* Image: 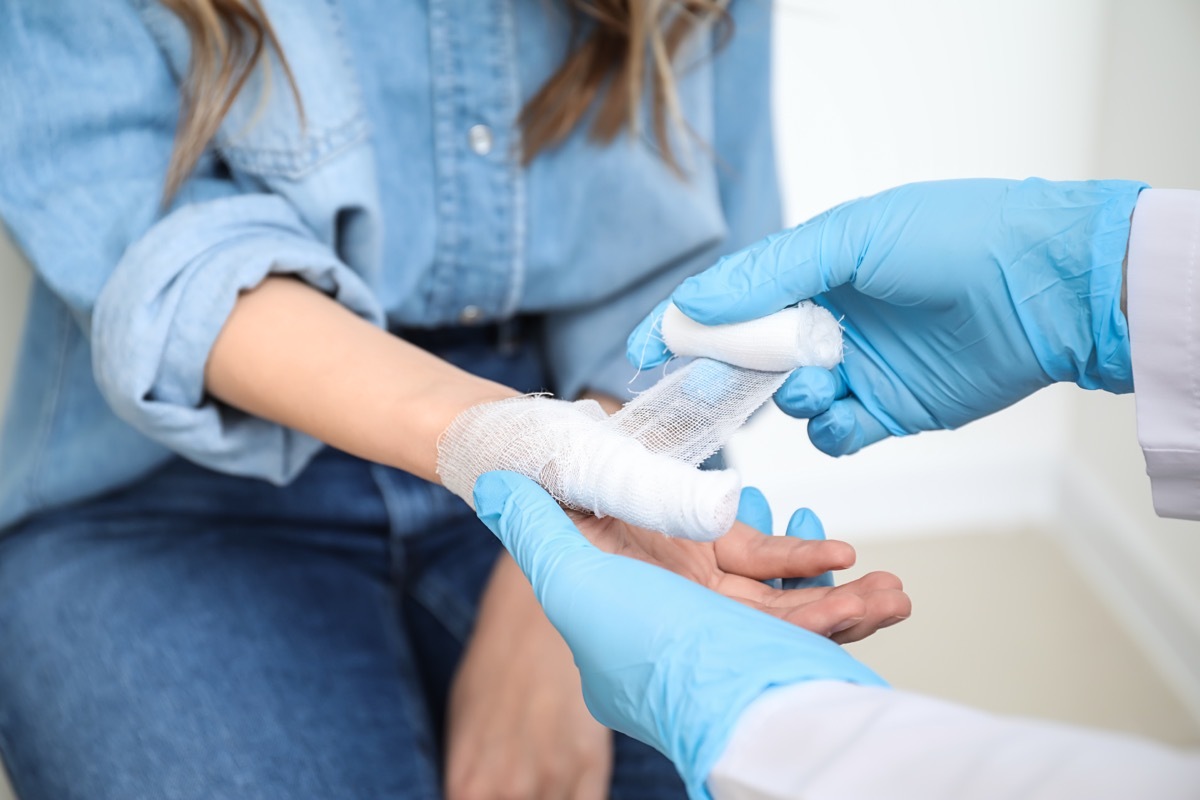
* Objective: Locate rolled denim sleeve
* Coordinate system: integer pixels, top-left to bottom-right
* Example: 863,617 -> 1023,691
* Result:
0,2 -> 382,484
92,196 -> 383,483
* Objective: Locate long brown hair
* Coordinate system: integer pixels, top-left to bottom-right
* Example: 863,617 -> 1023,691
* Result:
161,0 -> 731,203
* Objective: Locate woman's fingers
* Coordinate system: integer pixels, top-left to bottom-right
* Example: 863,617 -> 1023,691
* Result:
570,761 -> 612,800
715,520 -> 856,581
783,592 -> 867,637
576,511 -> 910,643
827,574 -> 913,643
729,583 -> 864,638
722,568 -> 910,641
830,598 -> 911,643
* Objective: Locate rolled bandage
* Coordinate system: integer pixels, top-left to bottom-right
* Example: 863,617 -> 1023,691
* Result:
660,301 -> 843,372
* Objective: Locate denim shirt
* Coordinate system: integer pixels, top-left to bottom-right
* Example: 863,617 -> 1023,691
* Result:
0,0 -> 781,531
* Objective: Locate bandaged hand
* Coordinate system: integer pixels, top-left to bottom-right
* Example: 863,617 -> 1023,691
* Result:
436,360 -> 909,639
628,178 -> 1147,456
438,394 -> 743,541
438,302 -> 845,541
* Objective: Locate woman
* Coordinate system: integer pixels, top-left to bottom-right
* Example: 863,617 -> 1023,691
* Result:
0,2 -> 908,798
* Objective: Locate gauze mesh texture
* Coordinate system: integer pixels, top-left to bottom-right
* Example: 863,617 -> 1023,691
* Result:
438,395 -> 743,540
437,302 -> 844,541
611,359 -> 792,467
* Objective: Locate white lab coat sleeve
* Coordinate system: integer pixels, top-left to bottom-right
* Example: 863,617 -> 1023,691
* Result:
1127,188 -> 1200,519
706,681 -> 1200,800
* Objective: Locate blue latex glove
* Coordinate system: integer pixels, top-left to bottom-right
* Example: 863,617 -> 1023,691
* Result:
735,486 -> 834,589
628,178 -> 1146,456
474,471 -> 885,800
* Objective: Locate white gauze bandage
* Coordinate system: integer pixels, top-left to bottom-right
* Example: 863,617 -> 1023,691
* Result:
438,396 -> 744,539
437,301 -> 843,541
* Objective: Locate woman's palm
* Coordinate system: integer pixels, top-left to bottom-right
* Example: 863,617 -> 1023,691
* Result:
574,513 -> 910,644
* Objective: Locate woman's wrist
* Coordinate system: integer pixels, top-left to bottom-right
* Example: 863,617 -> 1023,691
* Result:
404,373 -> 519,477
577,388 -> 623,415
206,276 -> 518,482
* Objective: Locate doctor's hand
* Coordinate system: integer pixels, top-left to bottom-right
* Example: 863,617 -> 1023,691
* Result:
629,178 -> 1146,456
474,471 -> 889,800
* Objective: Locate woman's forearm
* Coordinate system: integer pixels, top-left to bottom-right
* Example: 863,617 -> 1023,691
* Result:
204,277 -> 517,481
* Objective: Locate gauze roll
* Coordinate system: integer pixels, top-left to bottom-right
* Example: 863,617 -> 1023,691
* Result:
437,301 -> 844,541
661,301 -> 843,371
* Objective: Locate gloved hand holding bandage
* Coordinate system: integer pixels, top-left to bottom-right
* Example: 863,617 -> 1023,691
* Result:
437,302 -> 844,540
629,178 -> 1147,457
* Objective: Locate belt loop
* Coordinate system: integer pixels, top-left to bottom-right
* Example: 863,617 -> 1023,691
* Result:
496,317 -> 522,356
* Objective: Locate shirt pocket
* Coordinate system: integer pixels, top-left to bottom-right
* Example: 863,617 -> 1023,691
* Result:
136,0 -> 368,181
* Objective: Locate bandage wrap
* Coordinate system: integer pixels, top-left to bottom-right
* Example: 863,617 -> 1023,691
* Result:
438,396 -> 744,540
438,301 -> 843,540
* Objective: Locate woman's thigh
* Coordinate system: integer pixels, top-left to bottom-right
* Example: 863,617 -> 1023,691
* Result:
402,507 -> 689,800
0,511 -> 441,800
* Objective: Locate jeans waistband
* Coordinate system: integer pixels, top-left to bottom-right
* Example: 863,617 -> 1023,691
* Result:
393,316 -> 536,357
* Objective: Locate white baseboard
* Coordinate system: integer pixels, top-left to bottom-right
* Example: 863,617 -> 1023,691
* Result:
1049,465 -> 1200,725
740,444 -> 1200,726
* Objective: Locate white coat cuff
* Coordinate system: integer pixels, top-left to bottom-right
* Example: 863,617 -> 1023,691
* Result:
1127,188 -> 1200,519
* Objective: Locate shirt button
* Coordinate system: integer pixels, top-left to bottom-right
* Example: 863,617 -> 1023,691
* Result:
467,124 -> 493,156
458,305 -> 484,325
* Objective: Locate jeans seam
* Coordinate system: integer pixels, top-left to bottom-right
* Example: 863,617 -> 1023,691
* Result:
25,298 -> 72,511
379,573 -> 444,800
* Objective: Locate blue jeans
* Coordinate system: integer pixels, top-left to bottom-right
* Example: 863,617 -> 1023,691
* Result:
0,330 -> 685,800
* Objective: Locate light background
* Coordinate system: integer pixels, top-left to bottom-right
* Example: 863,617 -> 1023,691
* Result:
724,0 -> 1200,743
1,0 -> 1199,796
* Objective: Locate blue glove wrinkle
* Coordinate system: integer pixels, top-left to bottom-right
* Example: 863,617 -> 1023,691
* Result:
775,367 -> 839,418
807,396 -> 894,457
996,179 -> 1144,393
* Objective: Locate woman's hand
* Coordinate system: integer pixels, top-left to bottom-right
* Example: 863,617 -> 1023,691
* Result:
572,391 -> 910,645
575,499 -> 910,645
445,555 -> 612,800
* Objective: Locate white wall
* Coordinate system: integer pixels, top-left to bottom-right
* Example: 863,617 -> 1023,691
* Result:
1056,0 -> 1200,715
731,0 -> 1200,718
730,0 -> 1113,535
